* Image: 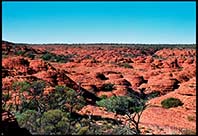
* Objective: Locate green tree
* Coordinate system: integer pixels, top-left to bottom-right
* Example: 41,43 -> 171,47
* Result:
96,95 -> 147,134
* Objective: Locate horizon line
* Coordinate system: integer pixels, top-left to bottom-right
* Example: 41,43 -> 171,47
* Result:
2,40 -> 196,45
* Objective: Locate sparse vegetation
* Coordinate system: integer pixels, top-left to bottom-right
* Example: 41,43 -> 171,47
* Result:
2,40 -> 196,135
118,63 -> 133,68
96,95 -> 147,134
161,97 -> 183,109
25,51 -> 35,59
101,83 -> 115,91
15,50 -> 25,56
41,52 -> 73,63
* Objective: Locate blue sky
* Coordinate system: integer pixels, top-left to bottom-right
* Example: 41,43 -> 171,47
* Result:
2,2 -> 196,44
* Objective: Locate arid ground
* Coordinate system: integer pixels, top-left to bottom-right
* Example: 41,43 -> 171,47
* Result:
2,41 -> 196,134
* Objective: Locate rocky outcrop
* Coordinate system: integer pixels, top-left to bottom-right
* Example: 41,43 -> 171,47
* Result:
139,75 -> 180,95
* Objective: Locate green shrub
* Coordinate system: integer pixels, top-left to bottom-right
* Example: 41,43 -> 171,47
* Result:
77,126 -> 89,135
2,93 -> 11,102
26,52 -> 35,59
119,63 -> 133,68
146,91 -> 160,100
12,81 -> 31,93
41,52 -> 54,61
31,80 -> 46,95
15,50 -> 25,56
96,96 -> 144,115
101,83 -> 115,91
40,109 -> 69,135
111,125 -> 136,135
41,52 -> 71,63
15,110 -> 41,134
161,97 -> 183,109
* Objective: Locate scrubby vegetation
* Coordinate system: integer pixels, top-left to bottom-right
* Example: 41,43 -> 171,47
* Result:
2,80 -> 147,135
100,83 -> 115,91
96,94 -> 147,134
118,63 -> 133,68
15,50 -> 25,56
161,97 -> 183,109
41,52 -> 74,63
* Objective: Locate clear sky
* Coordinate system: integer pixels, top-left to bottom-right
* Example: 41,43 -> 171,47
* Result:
2,2 -> 196,44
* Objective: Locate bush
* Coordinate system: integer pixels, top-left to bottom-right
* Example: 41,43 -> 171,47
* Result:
31,80 -> 46,95
101,83 -> 115,91
41,52 -> 71,63
15,50 -> 25,56
96,95 -> 146,134
26,52 -> 35,59
41,52 -> 54,61
161,97 -> 183,109
12,81 -> 31,92
15,110 -> 41,134
96,96 -> 144,115
119,63 -> 133,68
40,110 -> 69,135
2,93 -> 11,102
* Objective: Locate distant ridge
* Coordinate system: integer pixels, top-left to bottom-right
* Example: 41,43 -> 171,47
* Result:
2,40 -> 196,48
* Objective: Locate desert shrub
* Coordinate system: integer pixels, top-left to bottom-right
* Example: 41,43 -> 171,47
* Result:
15,110 -> 41,134
84,55 -> 92,59
54,55 -> 67,63
25,51 -> 35,59
41,52 -> 54,61
43,85 -> 86,113
15,50 -> 25,56
41,52 -> 71,63
76,126 -> 89,135
119,63 -> 133,68
96,95 -> 146,134
161,97 -> 183,109
111,124 -> 136,135
146,91 -> 160,100
2,93 -> 11,102
44,85 -> 69,111
40,109 -> 70,135
96,95 -> 144,115
11,80 -> 46,113
12,81 -> 31,93
65,88 -> 86,112
96,73 -> 108,80
31,80 -> 46,96
101,83 -> 115,91
12,81 -> 31,112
